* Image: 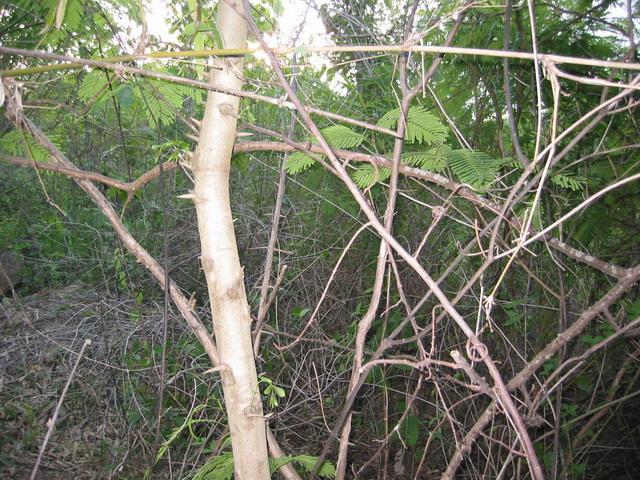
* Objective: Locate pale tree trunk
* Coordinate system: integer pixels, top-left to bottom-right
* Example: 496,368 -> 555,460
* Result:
192,1 -> 270,478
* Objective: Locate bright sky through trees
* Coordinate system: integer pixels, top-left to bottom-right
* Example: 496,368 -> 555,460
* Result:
145,0 -> 330,46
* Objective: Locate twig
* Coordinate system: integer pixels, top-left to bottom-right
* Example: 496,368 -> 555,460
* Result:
1,155 -> 178,197
2,78 -> 220,367
30,339 -> 91,480
502,0 -> 527,167
495,172 -> 640,260
252,79 -> 297,355
443,264 -> 640,478
2,45 -> 639,79
276,222 -> 372,351
0,47 -> 397,138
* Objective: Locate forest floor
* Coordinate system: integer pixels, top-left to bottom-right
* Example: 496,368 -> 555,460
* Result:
0,285 -> 173,479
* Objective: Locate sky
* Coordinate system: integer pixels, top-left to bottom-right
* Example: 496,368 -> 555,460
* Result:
145,0 -> 330,47
146,0 -> 175,43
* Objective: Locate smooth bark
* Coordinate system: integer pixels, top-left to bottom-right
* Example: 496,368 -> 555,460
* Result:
192,1 -> 270,478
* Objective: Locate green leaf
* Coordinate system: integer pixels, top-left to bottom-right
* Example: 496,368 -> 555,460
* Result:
542,358 -> 557,376
194,31 -> 205,51
184,22 -> 196,36
377,108 -> 400,129
286,125 -> 363,175
156,403 -> 210,463
137,80 -> 182,127
627,298 -> 640,318
503,300 -> 524,328
193,451 -> 336,479
292,307 -> 311,317
351,164 -> 391,188
188,0 -> 198,19
63,0 -> 83,30
402,144 -> 451,172
285,151 -> 316,174
318,125 -> 364,149
378,106 -> 448,145
270,454 -> 336,478
446,149 -> 499,188
46,0 -> 83,32
406,107 -> 448,144
569,463 -> 587,477
78,70 -> 108,102
401,415 -> 420,447
0,130 -> 62,163
551,172 -> 588,191
193,452 -> 235,480
501,158 -> 524,169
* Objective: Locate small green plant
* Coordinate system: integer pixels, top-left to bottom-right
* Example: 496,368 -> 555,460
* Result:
542,358 -> 558,377
258,375 -> 286,409
192,444 -> 337,480
292,306 -> 311,318
568,462 -> 587,478
502,299 -> 524,329
579,323 -> 615,347
399,414 -> 420,447
146,401 -> 223,479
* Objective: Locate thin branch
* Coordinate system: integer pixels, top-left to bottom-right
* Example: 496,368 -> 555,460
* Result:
252,78 -> 297,355
3,80 -> 220,367
276,222 -> 372,351
241,3 -> 544,478
5,136 -> 629,281
2,45 -> 639,78
502,0 -> 527,166
30,339 -> 91,480
443,264 -> 640,478
0,47 -> 398,138
495,172 -> 640,260
1,154 -> 178,193
571,345 -> 640,447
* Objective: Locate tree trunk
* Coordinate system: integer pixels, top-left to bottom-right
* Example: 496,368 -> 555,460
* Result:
192,1 -> 270,478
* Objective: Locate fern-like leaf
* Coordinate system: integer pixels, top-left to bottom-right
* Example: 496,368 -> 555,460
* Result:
286,126 -> 363,175
377,107 -> 447,145
551,172 -> 588,191
402,144 -> 451,172
270,455 -> 336,478
78,70 -> 108,103
0,130 -> 62,163
377,108 -> 399,130
406,107 -> 448,144
497,158 -> 587,192
137,80 -> 185,127
446,149 -> 499,188
192,452 -> 234,480
351,164 -> 391,188
285,151 -> 316,174
500,158 -> 523,170
318,125 -> 364,149
191,452 -> 335,480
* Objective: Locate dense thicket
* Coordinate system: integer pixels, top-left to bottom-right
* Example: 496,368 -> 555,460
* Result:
1,0 -> 639,479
